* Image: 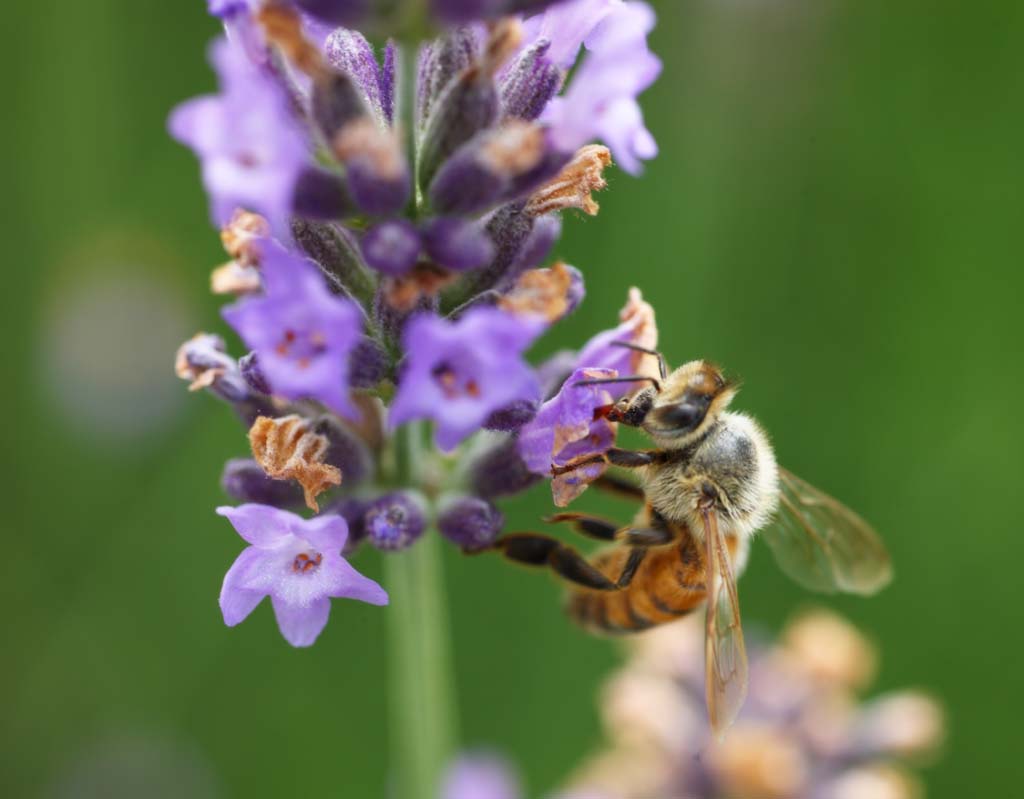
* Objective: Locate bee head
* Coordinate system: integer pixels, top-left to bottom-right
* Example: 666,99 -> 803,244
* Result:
643,361 -> 736,444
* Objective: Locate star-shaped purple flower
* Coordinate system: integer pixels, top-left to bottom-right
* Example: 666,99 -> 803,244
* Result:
222,239 -> 363,418
537,1 -> 662,174
390,308 -> 544,452
168,36 -> 309,233
518,367 -> 618,506
217,504 -> 388,647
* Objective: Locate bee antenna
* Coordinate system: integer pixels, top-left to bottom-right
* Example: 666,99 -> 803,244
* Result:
609,341 -> 668,380
573,375 -> 662,392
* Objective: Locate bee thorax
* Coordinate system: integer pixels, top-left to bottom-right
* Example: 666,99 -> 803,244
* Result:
643,412 -> 779,543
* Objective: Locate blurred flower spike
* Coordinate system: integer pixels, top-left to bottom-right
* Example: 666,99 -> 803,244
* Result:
565,608 -> 945,799
438,610 -> 944,799
170,0 -> 663,645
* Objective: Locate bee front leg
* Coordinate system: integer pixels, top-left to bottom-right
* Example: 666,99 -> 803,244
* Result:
550,448 -> 664,477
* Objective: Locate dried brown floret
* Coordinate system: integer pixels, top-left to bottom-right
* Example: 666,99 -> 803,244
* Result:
525,144 -> 612,217
381,264 -> 458,313
248,414 -> 342,512
499,261 -> 573,322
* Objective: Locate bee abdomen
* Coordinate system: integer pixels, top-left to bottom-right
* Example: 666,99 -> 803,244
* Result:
566,547 -> 705,635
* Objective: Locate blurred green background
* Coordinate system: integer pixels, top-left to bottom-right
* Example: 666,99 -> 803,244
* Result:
2,0 -> 1022,796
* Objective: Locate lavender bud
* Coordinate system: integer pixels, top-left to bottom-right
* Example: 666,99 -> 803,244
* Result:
422,217 -> 495,272
291,167 -> 354,220
290,218 -> 375,303
295,0 -> 369,30
496,211 -> 561,291
312,70 -> 369,142
438,495 -> 504,551
380,41 -> 396,126
427,149 -> 504,215
417,20 -> 523,190
365,491 -> 427,550
347,159 -> 411,217
361,220 -> 421,276
427,122 -> 548,216
457,204 -> 561,299
175,333 -> 273,424
484,398 -> 539,432
314,416 -> 373,486
468,437 -> 541,498
333,118 -> 411,216
349,335 -> 389,388
501,40 -> 563,121
221,457 -> 306,508
325,28 -> 386,123
417,28 -> 478,130
238,351 -> 271,395
327,495 -> 371,555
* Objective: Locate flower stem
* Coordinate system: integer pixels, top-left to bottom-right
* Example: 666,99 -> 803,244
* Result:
385,423 -> 457,799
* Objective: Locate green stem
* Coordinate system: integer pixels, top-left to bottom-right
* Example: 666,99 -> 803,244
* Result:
385,423 -> 457,799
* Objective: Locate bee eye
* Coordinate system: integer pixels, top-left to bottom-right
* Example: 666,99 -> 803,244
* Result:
658,400 -> 706,432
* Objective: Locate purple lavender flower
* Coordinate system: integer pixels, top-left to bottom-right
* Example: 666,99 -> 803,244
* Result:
222,239 -> 363,418
217,504 -> 388,647
389,307 -> 544,451
207,0 -> 266,64
517,367 -> 617,505
168,37 -> 309,233
573,287 -> 658,386
533,1 -> 662,173
440,754 -> 522,799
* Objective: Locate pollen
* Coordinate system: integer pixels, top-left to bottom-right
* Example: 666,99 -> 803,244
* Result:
291,552 -> 323,574
432,363 -> 481,400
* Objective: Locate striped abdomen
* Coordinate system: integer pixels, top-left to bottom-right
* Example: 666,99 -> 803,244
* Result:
566,522 -> 711,635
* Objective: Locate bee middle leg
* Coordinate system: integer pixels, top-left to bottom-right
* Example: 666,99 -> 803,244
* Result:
494,533 -> 618,590
493,534 -> 650,590
546,513 -> 674,550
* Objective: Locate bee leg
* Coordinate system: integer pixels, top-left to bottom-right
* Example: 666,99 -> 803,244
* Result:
592,473 -> 645,501
616,526 -> 675,547
615,548 -> 647,588
545,512 -> 620,541
551,448 -> 664,477
492,533 -> 619,591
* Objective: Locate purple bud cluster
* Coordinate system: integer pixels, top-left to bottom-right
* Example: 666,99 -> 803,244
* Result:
171,0 -> 662,646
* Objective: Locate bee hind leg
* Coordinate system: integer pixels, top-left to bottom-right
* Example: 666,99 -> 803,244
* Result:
492,533 -> 619,591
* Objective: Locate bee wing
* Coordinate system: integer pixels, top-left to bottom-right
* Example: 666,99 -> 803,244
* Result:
761,467 -> 893,595
702,504 -> 748,739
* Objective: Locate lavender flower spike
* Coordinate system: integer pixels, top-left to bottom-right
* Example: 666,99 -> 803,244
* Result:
390,307 -> 544,452
168,37 -> 308,233
217,504 -> 388,647
222,239 -> 363,418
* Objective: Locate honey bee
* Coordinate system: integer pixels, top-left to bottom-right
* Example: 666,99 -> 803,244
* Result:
491,343 -> 892,735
